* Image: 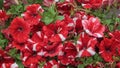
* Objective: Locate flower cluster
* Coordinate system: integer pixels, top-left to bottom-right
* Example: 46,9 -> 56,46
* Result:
0,0 -> 120,68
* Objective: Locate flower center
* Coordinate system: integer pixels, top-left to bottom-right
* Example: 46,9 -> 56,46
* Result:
32,13 -> 37,17
105,47 -> 111,52
18,27 -> 23,31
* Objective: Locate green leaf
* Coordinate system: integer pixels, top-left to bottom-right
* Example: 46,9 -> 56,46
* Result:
35,0 -> 43,3
0,32 -> 8,49
77,64 -> 85,68
93,54 -> 103,62
7,4 -> 25,16
8,48 -> 21,60
55,16 -> 64,20
16,60 -> 24,68
42,17 -> 54,25
109,25 -> 114,31
0,0 -> 3,9
85,57 -> 93,64
115,18 -> 120,23
39,62 -> 45,68
60,0 -> 65,2
42,5 -> 64,25
41,5 -> 57,25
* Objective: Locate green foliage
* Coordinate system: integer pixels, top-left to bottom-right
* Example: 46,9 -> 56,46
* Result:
8,48 -> 21,60
77,54 -> 103,68
60,0 -> 65,2
16,60 -> 24,68
39,62 -> 45,68
41,5 -> 64,25
8,48 -> 24,68
77,64 -> 85,68
0,32 -> 8,49
0,0 -> 3,9
35,0 -> 43,4
7,4 -> 25,16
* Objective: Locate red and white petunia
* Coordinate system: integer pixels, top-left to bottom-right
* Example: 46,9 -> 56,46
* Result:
0,10 -> 9,22
26,4 -> 44,13
22,4 -> 44,26
43,60 -> 59,68
109,30 -> 120,43
58,41 -> 77,65
44,43 -> 63,57
8,17 -> 30,43
57,1 -> 74,15
0,10 -> 9,25
77,0 -> 103,9
82,17 -> 105,38
99,38 -> 117,62
21,42 -> 45,68
76,32 -> 97,57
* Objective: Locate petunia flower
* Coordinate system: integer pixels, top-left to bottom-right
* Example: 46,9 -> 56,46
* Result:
43,60 -> 59,68
8,17 -> 30,43
99,38 -> 117,62
58,41 -> 77,65
77,0 -> 103,9
109,30 -> 120,43
76,32 -> 97,57
57,1 -> 74,15
0,10 -> 9,25
22,4 -> 44,26
82,17 -> 105,38
21,42 -> 45,68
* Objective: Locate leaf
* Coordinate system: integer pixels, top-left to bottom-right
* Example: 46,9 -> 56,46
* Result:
8,48 -> 21,60
115,18 -> 120,23
0,0 -> 3,9
41,5 -> 57,25
7,4 -> 25,16
42,17 -> 54,25
60,0 -> 65,2
0,33 -> 8,49
35,0 -> 43,3
77,64 -> 85,68
16,60 -> 24,68
85,57 -> 93,64
93,54 -> 103,62
55,16 -> 64,20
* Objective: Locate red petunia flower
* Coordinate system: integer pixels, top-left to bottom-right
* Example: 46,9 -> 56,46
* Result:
76,32 -> 97,57
22,11 -> 41,26
77,0 -> 103,9
21,42 -> 45,68
57,1 -> 74,15
43,60 -> 59,68
73,11 -> 89,34
109,30 -> 120,43
26,4 -> 44,13
22,4 -> 44,26
82,17 -> 105,38
99,38 -> 117,62
42,42 -> 63,57
8,17 -> 30,43
58,41 -> 77,65
0,10 -> 9,25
